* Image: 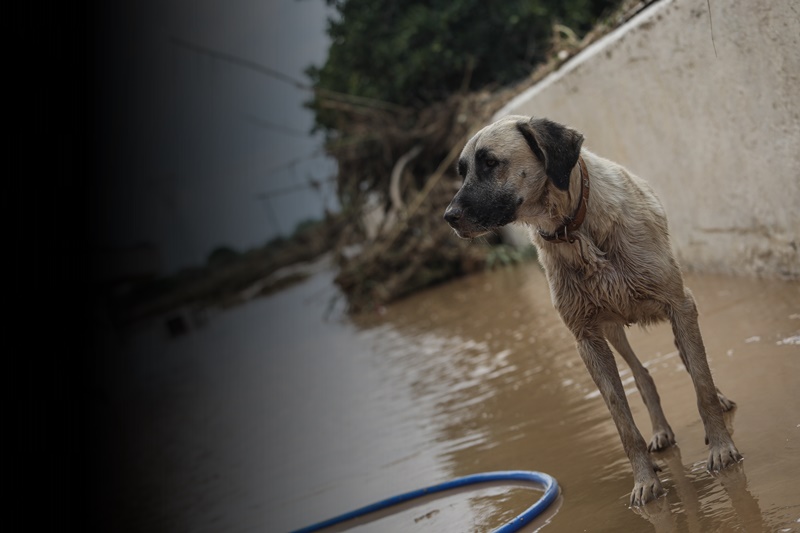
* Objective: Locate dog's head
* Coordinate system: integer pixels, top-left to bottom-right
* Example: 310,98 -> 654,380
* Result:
444,115 -> 584,238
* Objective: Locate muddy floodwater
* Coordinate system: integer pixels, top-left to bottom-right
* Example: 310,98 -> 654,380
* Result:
91,262 -> 800,532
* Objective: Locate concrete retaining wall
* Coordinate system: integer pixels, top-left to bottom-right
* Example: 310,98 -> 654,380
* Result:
496,0 -> 799,279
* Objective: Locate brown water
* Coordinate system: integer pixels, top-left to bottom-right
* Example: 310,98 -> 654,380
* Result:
91,262 -> 800,532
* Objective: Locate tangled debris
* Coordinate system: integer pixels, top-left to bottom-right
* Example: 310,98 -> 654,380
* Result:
329,89 -> 511,313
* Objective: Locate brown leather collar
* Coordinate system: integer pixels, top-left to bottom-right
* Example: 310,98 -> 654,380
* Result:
539,156 -> 589,244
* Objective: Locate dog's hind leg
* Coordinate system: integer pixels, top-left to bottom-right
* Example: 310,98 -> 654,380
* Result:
576,331 -> 665,506
605,324 -> 676,452
668,288 -> 742,471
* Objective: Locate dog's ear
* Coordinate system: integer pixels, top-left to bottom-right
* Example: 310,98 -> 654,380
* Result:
516,117 -> 584,191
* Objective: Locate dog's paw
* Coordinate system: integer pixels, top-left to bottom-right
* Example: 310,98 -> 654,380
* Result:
629,475 -> 665,507
707,442 -> 743,472
717,391 -> 736,412
648,428 -> 676,452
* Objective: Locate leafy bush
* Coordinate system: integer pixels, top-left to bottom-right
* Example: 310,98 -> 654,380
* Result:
307,0 -> 621,131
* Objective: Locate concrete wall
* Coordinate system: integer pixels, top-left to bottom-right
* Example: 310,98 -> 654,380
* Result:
495,0 -> 799,279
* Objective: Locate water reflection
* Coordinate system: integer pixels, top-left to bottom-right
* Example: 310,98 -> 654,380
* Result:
90,264 -> 800,532
353,265 -> 797,532
634,445 -> 768,533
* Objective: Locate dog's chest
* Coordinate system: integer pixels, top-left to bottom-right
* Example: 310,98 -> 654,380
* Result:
542,248 -> 668,329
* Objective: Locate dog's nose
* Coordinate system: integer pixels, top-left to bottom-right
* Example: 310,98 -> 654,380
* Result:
444,207 -> 463,224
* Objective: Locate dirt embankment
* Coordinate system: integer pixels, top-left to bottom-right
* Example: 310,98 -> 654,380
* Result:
104,214 -> 345,326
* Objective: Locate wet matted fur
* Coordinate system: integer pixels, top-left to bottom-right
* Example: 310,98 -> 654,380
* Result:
444,115 -> 742,506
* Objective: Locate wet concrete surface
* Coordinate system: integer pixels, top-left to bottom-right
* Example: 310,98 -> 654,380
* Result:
91,263 -> 799,532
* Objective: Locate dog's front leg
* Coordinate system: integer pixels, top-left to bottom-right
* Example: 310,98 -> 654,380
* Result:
605,324 -> 676,452
576,333 -> 665,506
668,289 -> 742,471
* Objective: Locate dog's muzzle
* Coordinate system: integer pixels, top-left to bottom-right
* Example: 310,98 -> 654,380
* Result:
443,206 -> 463,225
443,205 -> 487,239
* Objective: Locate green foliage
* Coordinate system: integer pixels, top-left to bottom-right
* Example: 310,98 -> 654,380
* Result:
307,0 -> 621,131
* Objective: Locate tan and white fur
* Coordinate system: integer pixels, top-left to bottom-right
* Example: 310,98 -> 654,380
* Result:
444,115 -> 741,506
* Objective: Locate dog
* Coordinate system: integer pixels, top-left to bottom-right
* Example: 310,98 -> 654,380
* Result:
444,115 -> 742,506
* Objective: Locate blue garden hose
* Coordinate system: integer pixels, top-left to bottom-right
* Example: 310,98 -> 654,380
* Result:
290,470 -> 559,533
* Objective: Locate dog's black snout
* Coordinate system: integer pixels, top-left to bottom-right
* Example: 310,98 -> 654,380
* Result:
444,207 -> 463,224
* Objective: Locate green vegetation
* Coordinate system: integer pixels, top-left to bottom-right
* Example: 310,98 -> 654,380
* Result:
307,0 -> 621,131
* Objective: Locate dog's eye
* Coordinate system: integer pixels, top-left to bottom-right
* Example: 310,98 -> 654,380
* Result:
485,158 -> 498,168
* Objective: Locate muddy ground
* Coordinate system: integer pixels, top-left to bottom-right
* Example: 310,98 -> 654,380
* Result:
90,262 -> 799,532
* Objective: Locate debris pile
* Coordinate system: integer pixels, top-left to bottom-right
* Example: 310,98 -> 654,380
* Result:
327,0 -> 656,312
329,89 -> 512,313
